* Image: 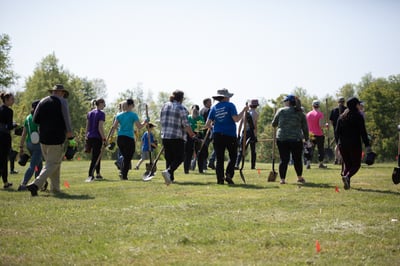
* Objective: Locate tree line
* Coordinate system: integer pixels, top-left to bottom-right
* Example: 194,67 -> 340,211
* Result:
1,34 -> 400,162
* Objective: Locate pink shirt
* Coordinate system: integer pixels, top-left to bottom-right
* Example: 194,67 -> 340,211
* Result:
306,109 -> 324,136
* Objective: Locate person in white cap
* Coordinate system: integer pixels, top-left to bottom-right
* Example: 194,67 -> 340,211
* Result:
306,100 -> 327,169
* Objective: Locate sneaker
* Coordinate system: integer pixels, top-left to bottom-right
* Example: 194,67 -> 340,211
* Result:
280,179 -> 286,184
162,170 -> 172,185
3,182 -> 13,189
10,170 -> 18,174
297,177 -> 306,183
319,163 -> 327,169
17,184 -> 27,191
95,175 -> 103,180
27,183 -> 39,196
85,176 -> 95,182
225,175 -> 234,185
342,176 -> 350,190
208,162 -> 215,170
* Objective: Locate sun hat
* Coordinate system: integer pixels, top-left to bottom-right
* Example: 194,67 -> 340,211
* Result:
212,89 -> 234,100
249,99 -> 259,107
48,84 -> 69,98
18,153 -> 30,166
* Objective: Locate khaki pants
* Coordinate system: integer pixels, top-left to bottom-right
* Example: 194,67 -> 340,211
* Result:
33,144 -> 64,192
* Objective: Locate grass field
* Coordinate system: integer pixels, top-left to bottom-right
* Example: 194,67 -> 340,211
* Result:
1,159 -> 399,265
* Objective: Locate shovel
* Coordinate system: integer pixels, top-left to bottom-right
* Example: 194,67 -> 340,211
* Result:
392,125 -> 400,185
143,146 -> 165,181
268,126 -> 278,182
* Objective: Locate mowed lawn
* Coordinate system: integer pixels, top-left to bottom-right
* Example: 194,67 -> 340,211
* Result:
1,159 -> 399,265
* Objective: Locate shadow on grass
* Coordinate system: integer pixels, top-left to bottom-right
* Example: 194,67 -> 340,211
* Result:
301,182 -> 335,189
47,192 -> 95,200
174,181 -> 271,190
353,187 -> 400,196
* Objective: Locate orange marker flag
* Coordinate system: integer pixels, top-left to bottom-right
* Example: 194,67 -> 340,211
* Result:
64,181 -> 70,188
335,186 -> 339,193
316,240 -> 321,253
257,168 -> 261,177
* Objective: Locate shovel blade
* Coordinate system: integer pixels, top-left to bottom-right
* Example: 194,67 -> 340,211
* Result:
392,167 -> 400,185
267,171 -> 278,182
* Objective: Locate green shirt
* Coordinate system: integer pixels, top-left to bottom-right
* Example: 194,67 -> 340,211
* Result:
272,106 -> 309,141
24,114 -> 39,143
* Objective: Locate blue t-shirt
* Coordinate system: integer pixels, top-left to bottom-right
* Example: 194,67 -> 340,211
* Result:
208,101 -> 238,137
116,111 -> 139,139
141,131 -> 155,152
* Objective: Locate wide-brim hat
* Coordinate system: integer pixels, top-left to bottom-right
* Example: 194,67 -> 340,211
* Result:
48,84 -> 69,98
18,153 -> 30,166
212,88 -> 234,100
249,99 -> 259,107
365,151 -> 377,165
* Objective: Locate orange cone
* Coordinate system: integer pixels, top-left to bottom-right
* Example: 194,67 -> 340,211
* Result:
316,240 -> 321,253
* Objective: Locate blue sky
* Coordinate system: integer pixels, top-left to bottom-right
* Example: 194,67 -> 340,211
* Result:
1,0 -> 400,108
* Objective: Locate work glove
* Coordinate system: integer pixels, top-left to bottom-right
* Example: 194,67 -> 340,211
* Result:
68,138 -> 77,148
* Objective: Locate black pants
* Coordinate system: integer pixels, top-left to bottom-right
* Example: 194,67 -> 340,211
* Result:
339,144 -> 362,179
87,138 -> 102,176
0,132 -> 11,183
311,135 -> 325,162
277,140 -> 303,180
163,138 -> 185,181
236,129 -> 257,169
213,133 -> 237,183
117,136 -> 135,179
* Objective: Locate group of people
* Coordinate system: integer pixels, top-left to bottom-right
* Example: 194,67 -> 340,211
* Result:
0,84 -> 371,195
272,94 -> 371,189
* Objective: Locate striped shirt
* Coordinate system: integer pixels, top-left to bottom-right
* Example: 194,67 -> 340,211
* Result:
160,101 -> 190,140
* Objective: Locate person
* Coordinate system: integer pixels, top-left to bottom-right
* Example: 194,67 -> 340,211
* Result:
85,98 -> 107,181
26,84 -> 74,196
204,89 -> 248,185
18,100 -> 43,191
235,99 -> 259,170
0,92 -> 16,189
184,104 -> 205,174
306,100 -> 327,169
200,98 -> 214,170
111,98 -> 146,180
135,123 -> 157,170
335,97 -> 371,190
272,94 -> 309,184
329,97 -> 347,164
160,90 -> 196,185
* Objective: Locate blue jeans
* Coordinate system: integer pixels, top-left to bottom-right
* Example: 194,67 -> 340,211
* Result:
22,141 -> 43,185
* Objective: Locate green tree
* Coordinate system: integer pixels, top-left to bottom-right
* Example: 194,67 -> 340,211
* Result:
358,74 -> 400,160
0,33 -> 18,88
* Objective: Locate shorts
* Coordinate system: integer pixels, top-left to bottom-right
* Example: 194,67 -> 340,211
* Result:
141,151 -> 150,160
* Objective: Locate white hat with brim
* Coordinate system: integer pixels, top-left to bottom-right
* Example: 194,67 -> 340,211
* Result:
212,88 -> 234,100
